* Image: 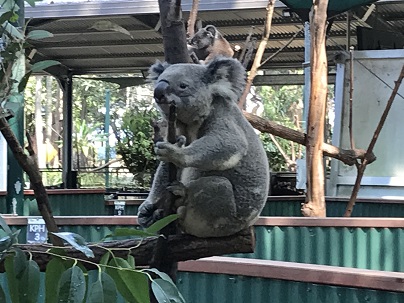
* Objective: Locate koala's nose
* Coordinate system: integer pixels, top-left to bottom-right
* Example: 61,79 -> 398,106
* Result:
154,80 -> 170,103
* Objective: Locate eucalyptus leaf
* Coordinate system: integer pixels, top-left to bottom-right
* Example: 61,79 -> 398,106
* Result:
52,232 -> 94,258
99,252 -> 110,267
145,214 -> 179,234
45,258 -> 67,303
27,29 -> 53,40
151,278 -> 186,303
104,227 -> 156,239
18,71 -> 32,93
0,215 -> 12,235
0,283 -> 6,303
144,268 -> 174,285
57,266 -> 86,303
87,272 -> 117,303
24,0 -> 37,8
0,11 -> 14,25
30,60 -> 60,72
127,255 -> 135,269
106,258 -> 150,303
19,260 -> 40,303
13,248 -> 28,280
0,236 -> 12,253
2,21 -> 24,40
4,255 -> 19,303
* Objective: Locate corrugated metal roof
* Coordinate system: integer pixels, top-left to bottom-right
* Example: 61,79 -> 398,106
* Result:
24,1 -> 404,76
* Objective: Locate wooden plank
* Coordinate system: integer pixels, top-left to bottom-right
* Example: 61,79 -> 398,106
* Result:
3,216 -> 403,228
0,191 -> 6,196
256,217 -> 404,228
178,256 -> 404,292
23,189 -> 105,195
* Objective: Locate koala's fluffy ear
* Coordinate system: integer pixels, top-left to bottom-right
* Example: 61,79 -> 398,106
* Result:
205,25 -> 216,37
147,60 -> 170,82
205,57 -> 246,100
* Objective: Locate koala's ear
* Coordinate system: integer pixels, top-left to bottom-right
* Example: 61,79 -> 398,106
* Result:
205,57 -> 246,99
147,60 -> 170,81
205,25 -> 216,37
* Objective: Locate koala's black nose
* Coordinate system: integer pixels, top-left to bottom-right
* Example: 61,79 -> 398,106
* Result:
154,80 -> 170,103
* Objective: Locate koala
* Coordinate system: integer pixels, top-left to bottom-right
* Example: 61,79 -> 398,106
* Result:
137,57 -> 270,238
187,25 -> 234,63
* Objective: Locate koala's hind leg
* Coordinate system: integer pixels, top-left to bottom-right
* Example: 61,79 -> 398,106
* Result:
175,176 -> 243,237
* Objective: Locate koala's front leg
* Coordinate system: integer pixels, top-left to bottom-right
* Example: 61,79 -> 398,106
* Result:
137,162 -> 169,228
155,136 -> 187,167
156,127 -> 248,171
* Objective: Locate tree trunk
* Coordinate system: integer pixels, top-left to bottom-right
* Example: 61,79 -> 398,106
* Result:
0,117 -> 63,246
301,1 -> 329,217
3,228 -> 254,272
243,112 -> 376,166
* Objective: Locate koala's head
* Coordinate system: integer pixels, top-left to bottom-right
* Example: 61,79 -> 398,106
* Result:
148,57 -> 246,125
189,25 -> 217,50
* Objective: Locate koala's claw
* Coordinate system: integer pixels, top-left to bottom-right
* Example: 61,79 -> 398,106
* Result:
176,135 -> 186,147
167,181 -> 187,197
137,201 -> 164,228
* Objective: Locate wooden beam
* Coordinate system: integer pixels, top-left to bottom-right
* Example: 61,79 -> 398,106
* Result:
179,257 -> 404,292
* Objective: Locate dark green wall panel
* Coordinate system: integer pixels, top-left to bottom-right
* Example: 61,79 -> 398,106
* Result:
177,272 -> 404,303
231,226 -> 403,272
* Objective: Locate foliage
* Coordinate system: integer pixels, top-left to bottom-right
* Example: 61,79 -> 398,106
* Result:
257,84 -> 304,171
0,214 -> 185,303
115,100 -> 159,189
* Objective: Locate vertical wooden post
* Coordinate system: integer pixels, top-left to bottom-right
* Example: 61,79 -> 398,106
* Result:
301,0 -> 328,217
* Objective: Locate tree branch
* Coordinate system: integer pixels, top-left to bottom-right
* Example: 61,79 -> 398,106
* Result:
344,64 -> 404,217
243,111 -> 376,166
3,228 -> 255,272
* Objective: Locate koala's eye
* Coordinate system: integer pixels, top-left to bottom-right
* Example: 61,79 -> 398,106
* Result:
179,83 -> 188,89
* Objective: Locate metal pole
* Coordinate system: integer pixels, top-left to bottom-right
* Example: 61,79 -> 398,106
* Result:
104,89 -> 110,188
62,74 -> 74,188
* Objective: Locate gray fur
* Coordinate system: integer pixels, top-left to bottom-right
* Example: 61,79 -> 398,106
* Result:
138,57 -> 269,237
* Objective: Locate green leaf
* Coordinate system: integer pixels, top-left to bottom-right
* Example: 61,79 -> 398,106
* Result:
145,214 -> 179,234
99,252 -> 110,268
27,29 -> 53,40
13,248 -> 28,280
30,60 -> 60,73
19,260 -> 40,303
24,0 -> 37,7
144,268 -> 174,285
127,255 -> 135,269
0,236 -> 12,253
106,258 -> 149,303
151,279 -> 186,303
104,227 -> 156,239
57,266 -> 86,303
52,232 -> 94,258
45,258 -> 66,303
5,254 -> 19,303
0,215 -> 12,236
18,71 -> 32,93
0,11 -> 14,25
0,283 -> 6,303
2,22 -> 24,40
88,272 -> 118,303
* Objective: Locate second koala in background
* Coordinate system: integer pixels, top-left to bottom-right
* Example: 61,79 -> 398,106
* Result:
187,25 -> 234,63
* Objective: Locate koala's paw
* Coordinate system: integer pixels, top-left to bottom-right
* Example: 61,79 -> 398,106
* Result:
137,201 -> 164,228
155,141 -> 186,167
176,135 -> 186,148
167,180 -> 187,196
